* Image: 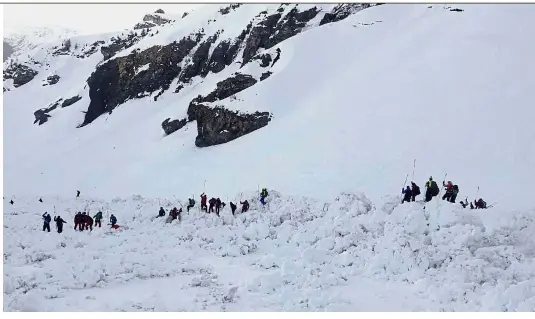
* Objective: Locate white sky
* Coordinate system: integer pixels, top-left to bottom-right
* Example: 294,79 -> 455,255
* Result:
3,3 -> 204,35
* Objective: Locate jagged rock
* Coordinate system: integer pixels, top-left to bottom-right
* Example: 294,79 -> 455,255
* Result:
101,32 -> 142,60
174,84 -> 184,93
450,8 -> 464,12
319,4 -> 372,26
61,95 -> 82,108
52,39 -> 72,56
33,99 -> 62,125
188,102 -> 271,147
3,63 -> 38,87
263,7 -> 319,49
83,37 -> 198,126
219,4 -> 242,15
260,71 -> 272,81
182,12 -> 189,18
155,9 -> 165,14
180,33 -> 219,82
43,75 -> 60,86
242,13 -> 282,65
253,53 -> 272,67
162,118 -> 188,135
200,73 -> 257,103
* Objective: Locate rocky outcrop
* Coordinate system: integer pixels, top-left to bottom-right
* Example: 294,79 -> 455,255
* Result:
200,73 -> 257,103
319,4 -> 373,26
62,95 -> 82,108
101,32 -> 144,60
219,4 -> 242,15
260,71 -> 272,81
52,39 -> 71,56
3,63 -> 38,87
155,9 -> 165,14
252,53 -> 272,67
134,11 -> 171,29
242,13 -> 282,65
188,102 -> 272,147
179,33 -> 221,82
43,75 -> 60,86
33,99 -> 62,125
162,117 -> 188,135
83,37 -> 198,126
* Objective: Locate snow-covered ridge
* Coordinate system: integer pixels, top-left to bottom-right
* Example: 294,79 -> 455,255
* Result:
3,192 -> 535,311
3,25 -> 77,57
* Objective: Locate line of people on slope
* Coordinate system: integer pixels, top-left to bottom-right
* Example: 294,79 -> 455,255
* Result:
156,188 -> 270,222
41,211 -> 118,234
401,176 -> 488,209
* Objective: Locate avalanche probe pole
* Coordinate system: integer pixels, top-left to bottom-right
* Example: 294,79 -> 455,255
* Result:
411,159 -> 416,182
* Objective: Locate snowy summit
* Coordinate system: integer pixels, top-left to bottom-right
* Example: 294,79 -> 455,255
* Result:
3,3 -> 535,312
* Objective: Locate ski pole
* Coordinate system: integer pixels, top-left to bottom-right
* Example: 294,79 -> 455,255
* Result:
411,159 -> 416,181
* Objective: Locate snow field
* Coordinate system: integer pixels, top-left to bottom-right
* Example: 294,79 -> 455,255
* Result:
3,191 -> 535,311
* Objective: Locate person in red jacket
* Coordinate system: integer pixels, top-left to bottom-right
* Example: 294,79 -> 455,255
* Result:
442,181 -> 454,201
200,193 -> 207,212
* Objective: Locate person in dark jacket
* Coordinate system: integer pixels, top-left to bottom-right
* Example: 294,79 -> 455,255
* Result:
42,212 -> 51,232
157,207 -> 166,218
76,190 -> 80,198
260,188 -> 268,206
54,216 -> 67,233
200,193 -> 208,212
401,186 -> 412,204
110,214 -> 117,227
475,198 -> 487,209
39,198 -> 43,203
425,177 -> 439,202
230,202 -> 237,216
240,200 -> 250,213
410,182 -> 421,202
208,198 -> 217,213
169,207 -> 179,220
449,185 -> 459,203
74,212 -> 82,231
94,211 -> 103,227
187,198 -> 195,212
215,198 -> 222,216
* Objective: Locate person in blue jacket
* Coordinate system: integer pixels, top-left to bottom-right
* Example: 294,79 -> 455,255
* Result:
110,214 -> 117,227
401,186 -> 412,204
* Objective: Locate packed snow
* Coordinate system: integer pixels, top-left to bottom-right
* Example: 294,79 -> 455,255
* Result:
3,193 -> 535,311
3,3 -> 535,312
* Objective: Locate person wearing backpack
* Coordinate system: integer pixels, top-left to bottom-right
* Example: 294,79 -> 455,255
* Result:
187,198 -> 195,212
425,177 -> 439,202
260,188 -> 268,206
411,182 -> 421,201
450,185 -> 459,203
93,211 -> 103,227
442,181 -> 454,201
401,186 -> 412,204
42,212 -> 52,232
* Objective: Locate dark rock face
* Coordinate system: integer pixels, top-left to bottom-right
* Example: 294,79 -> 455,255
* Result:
33,99 -> 62,125
242,13 -> 282,65
219,3 -> 242,15
76,40 -> 105,59
271,48 -> 281,67
260,71 -> 272,81
319,4 -> 372,26
84,37 -> 198,126
43,75 -> 60,86
3,63 -> 38,87
264,7 -> 319,49
180,33 -> 220,82
134,12 -> 171,29
253,53 -> 272,67
62,95 -> 82,108
101,32 -> 143,60
200,73 -> 257,103
162,118 -> 188,135
52,39 -> 71,56
188,102 -> 272,147
182,12 -> 189,18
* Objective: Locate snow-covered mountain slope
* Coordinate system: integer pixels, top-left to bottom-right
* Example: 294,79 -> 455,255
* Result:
3,25 -> 77,59
3,3 -> 535,211
4,193 -> 535,311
